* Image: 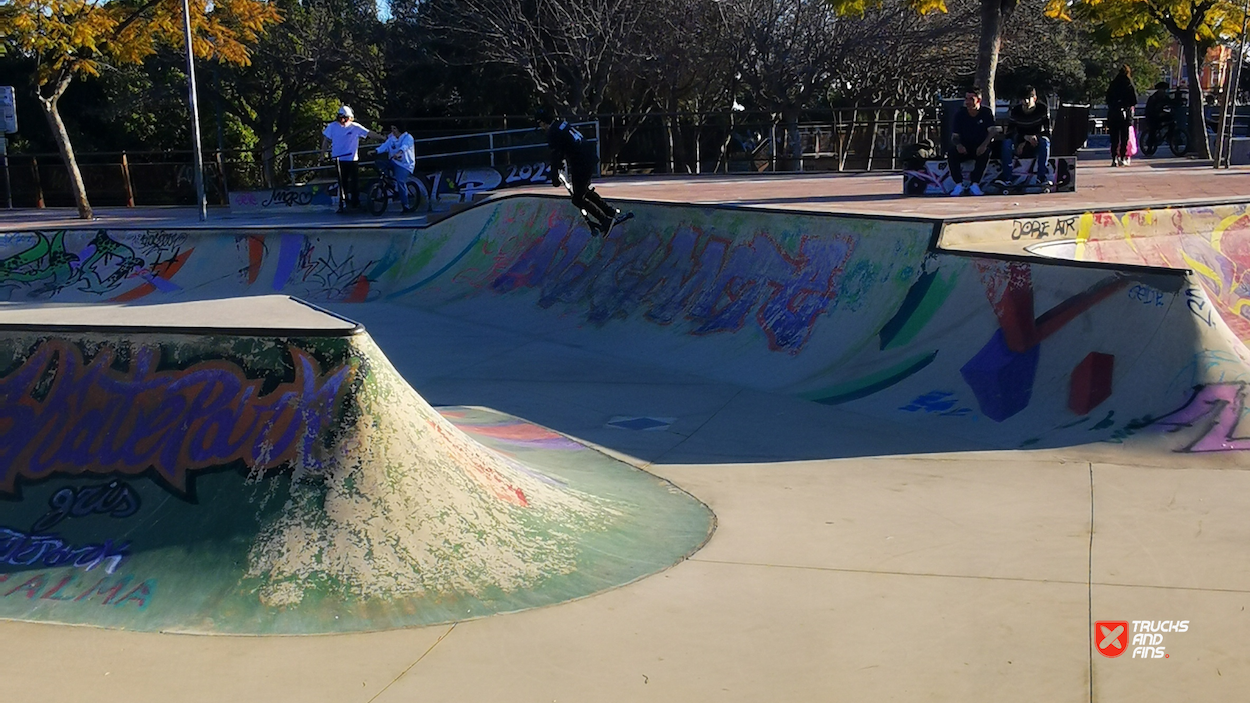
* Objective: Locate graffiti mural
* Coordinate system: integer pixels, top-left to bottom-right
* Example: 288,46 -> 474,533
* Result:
1151,382 -> 1250,452
0,229 -> 191,301
490,221 -> 856,354
0,339 -> 358,494
961,261 -> 1129,421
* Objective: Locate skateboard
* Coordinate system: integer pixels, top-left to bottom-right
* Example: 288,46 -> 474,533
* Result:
988,177 -> 1053,195
557,170 -> 632,236
599,210 -> 634,237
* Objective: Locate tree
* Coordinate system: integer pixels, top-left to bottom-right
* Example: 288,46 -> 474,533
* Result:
830,0 -> 1036,107
1053,0 -> 1246,158
417,0 -> 647,113
2,0 -> 279,218
206,0 -> 384,187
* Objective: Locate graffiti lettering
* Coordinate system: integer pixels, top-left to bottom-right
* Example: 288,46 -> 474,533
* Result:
1127,284 -> 1166,307
1010,219 -> 1051,240
0,341 -> 356,493
0,571 -> 155,608
503,162 -> 551,185
1055,217 -> 1079,237
491,224 -> 855,353
0,527 -> 129,573
262,188 -> 315,208
1152,383 -> 1250,452
31,480 -> 141,532
1185,288 -> 1215,327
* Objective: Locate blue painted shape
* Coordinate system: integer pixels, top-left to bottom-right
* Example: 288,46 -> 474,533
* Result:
607,417 -> 672,431
141,273 -> 181,293
959,329 -> 1039,422
272,234 -> 304,291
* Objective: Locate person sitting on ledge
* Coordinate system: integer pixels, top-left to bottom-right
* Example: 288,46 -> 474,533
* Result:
947,87 -> 999,196
996,85 -> 1053,188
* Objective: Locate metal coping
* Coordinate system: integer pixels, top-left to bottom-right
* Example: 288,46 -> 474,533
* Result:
937,194 -> 1250,224
0,297 -> 366,338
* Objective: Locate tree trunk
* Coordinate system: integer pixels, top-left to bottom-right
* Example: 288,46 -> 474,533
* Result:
260,134 -> 279,188
976,0 -> 1006,109
1182,37 -> 1211,159
37,82 -> 92,219
782,106 -> 802,171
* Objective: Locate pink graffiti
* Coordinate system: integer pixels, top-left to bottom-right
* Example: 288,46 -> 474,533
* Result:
1153,383 -> 1250,452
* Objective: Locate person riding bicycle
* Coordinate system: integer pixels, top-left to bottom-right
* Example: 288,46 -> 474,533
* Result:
1144,82 -> 1172,133
375,124 -> 416,213
535,107 -> 622,234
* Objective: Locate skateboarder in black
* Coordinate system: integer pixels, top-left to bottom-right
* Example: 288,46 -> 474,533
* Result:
536,107 -> 630,235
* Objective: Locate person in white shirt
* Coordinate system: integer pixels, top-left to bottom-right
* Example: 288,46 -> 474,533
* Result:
320,105 -> 382,213
375,124 -> 417,212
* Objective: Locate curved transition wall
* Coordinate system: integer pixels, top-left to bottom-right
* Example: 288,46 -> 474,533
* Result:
0,326 -> 712,633
4,195 -> 1250,631
5,195 -> 1245,451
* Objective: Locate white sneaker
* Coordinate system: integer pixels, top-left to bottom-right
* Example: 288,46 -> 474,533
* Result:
969,183 -> 984,196
950,183 -> 966,197
1122,157 -> 1131,166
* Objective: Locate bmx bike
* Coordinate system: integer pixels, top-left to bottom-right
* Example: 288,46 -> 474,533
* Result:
366,158 -> 421,216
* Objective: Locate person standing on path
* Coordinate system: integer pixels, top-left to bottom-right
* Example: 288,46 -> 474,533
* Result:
321,105 -> 383,212
1106,66 -> 1138,167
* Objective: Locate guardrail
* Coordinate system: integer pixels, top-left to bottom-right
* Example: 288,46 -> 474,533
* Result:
286,121 -> 601,186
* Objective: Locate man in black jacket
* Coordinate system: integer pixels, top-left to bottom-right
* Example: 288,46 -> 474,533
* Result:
947,87 -> 999,196
997,85 -> 1053,187
536,107 -> 623,234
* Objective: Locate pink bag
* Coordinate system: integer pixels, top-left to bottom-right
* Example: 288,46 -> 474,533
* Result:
1127,125 -> 1139,157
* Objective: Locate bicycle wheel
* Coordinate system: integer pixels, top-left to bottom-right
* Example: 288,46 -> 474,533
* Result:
1169,128 -> 1189,157
1140,129 -> 1159,156
404,182 -> 423,212
367,181 -> 389,216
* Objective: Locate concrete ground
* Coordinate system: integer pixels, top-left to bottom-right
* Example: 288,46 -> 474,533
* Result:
1,163 -> 1247,702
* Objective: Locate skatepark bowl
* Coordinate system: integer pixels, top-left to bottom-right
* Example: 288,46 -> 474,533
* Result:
1,171 -> 1249,701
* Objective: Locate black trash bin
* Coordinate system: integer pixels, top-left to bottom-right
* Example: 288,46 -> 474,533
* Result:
1052,103 -> 1091,156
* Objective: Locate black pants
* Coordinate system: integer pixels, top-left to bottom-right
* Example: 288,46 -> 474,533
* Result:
1108,117 -> 1131,160
947,147 -> 990,184
335,160 -> 360,209
567,165 -> 614,223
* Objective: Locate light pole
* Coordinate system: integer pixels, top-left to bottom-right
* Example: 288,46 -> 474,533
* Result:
182,0 -> 207,219
1217,0 -> 1250,167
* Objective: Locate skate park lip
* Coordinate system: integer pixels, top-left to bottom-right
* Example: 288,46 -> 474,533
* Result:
0,295 -> 363,336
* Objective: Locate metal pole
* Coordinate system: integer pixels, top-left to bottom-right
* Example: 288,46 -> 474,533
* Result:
182,0 -> 207,220
2,154 -> 11,209
1226,5 -> 1250,167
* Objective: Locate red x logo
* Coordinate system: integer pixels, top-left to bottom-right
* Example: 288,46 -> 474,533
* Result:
1095,621 -> 1129,658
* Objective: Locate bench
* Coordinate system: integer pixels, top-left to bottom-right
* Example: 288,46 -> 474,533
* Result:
903,156 -> 1077,196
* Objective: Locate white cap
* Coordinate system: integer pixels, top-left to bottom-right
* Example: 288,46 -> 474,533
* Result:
337,105 -> 354,119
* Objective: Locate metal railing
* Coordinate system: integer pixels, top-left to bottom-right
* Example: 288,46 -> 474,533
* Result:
5,104 -> 1124,209
286,122 -> 601,185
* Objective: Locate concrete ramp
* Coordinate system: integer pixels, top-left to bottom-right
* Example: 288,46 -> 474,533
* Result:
0,297 -> 712,633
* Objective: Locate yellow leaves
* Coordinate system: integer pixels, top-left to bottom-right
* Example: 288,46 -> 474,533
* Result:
1068,0 -> 1245,39
1043,0 -> 1071,20
8,0 -> 281,91
824,0 -> 946,18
